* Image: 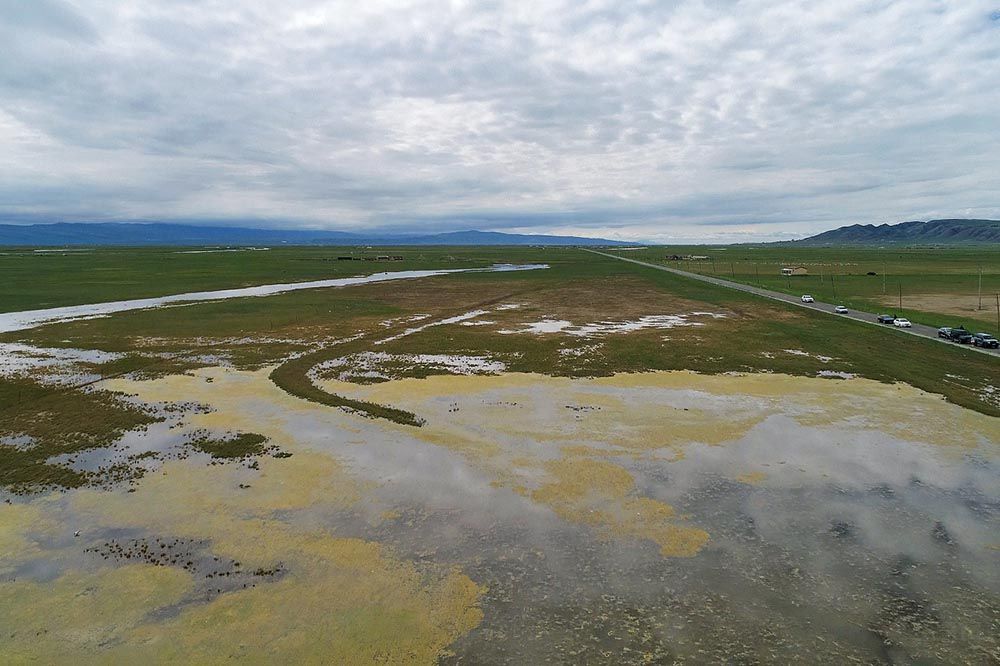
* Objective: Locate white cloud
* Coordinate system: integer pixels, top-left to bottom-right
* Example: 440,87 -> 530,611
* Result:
0,0 -> 998,240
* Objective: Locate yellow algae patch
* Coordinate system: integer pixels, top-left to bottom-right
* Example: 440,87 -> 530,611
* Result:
0,565 -> 191,662
105,365 -> 292,410
0,502 -> 63,574
532,458 -> 709,558
616,497 -> 709,558
72,450 -> 360,536
736,471 -> 768,485
0,504 -> 41,557
0,530 -> 483,664
532,458 -> 634,510
56,437 -> 483,663
333,371 -> 767,456
559,444 -> 619,458
786,380 -> 999,449
600,371 -> 998,451
110,530 -> 483,664
336,370 -> 1000,455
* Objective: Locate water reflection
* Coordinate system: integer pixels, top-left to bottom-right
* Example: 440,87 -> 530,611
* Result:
1,369 -> 997,662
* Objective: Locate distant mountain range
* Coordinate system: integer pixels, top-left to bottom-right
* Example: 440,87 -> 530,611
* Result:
794,218 -> 1000,245
5,218 -> 996,248
0,222 -> 630,247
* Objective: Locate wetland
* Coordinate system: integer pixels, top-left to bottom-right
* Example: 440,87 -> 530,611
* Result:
1,247 -> 997,663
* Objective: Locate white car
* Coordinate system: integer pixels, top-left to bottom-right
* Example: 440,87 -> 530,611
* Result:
801,294 -> 815,303
835,305 -> 849,314
893,318 -> 912,328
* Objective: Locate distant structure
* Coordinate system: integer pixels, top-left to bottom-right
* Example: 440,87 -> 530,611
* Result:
336,255 -> 403,261
667,254 -> 710,261
781,266 -> 809,276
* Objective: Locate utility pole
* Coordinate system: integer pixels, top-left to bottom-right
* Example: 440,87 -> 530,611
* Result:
978,266 -> 983,310
882,260 -> 887,295
730,262 -> 735,279
832,275 -> 837,300
754,263 -> 760,286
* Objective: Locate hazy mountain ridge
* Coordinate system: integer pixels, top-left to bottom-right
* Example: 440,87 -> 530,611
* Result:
0,223 -> 630,247
795,219 -> 1000,245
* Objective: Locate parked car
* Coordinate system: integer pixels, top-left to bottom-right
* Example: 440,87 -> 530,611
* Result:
946,326 -> 973,343
877,314 -> 896,324
893,318 -> 912,328
801,294 -> 814,303
972,333 -> 999,348
835,305 -> 849,314
938,327 -> 951,338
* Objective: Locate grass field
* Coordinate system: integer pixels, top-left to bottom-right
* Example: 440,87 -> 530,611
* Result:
0,245 -> 540,313
2,246 -> 998,492
607,245 -> 1000,331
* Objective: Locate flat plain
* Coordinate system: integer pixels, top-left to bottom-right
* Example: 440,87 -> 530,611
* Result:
1,245 -> 997,663
608,244 -> 1000,329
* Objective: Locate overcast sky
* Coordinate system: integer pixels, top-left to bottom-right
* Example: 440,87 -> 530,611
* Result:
1,1 -> 998,241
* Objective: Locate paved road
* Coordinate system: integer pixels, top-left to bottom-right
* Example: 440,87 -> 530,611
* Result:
588,249 -> 1000,359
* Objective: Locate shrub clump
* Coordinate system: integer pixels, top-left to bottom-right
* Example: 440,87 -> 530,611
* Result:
188,432 -> 290,461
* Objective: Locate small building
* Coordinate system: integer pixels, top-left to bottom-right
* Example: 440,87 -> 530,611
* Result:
781,266 -> 809,276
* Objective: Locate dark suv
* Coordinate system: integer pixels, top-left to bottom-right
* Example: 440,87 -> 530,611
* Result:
972,333 -> 999,349
946,327 -> 973,344
876,314 -> 896,324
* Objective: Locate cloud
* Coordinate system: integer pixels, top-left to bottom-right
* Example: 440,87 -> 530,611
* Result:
0,0 -> 998,241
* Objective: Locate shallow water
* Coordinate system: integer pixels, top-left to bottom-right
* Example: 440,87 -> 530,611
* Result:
0,263 -> 548,333
2,369 -> 998,662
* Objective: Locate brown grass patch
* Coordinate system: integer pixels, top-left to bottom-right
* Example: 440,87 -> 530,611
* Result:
876,293 -> 996,324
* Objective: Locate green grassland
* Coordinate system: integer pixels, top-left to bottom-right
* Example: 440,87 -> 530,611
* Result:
0,245 -> 542,313
607,245 -> 1000,331
2,246 -> 997,493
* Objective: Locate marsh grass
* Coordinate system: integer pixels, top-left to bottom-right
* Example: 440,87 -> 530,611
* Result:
0,378 -> 161,493
270,355 -> 426,427
189,432 -> 274,459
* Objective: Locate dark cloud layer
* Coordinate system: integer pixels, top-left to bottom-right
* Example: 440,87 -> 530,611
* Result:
1,1 -> 998,241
